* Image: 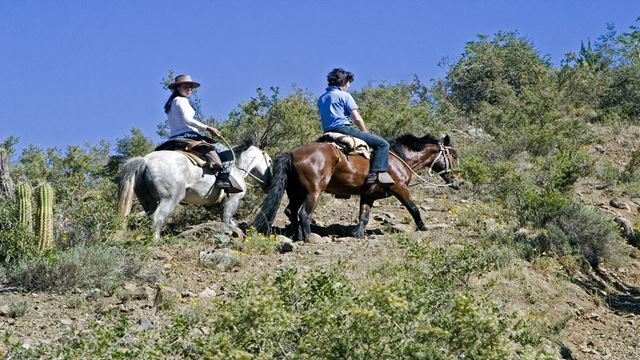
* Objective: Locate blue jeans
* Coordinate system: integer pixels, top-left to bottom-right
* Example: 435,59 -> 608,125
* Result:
328,126 -> 389,172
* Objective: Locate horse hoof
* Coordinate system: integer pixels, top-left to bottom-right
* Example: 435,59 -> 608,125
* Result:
352,229 -> 366,238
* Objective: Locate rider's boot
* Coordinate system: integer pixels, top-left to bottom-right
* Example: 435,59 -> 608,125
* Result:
204,151 -> 222,170
215,171 -> 243,194
365,171 -> 394,186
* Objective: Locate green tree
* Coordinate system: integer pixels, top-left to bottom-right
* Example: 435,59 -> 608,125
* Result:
221,87 -> 319,154
353,79 -> 443,138
443,31 -> 551,113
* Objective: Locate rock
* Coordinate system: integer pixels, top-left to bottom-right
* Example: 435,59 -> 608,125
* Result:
60,319 -> 73,326
373,214 -> 385,221
179,221 -> 244,242
181,290 -> 196,298
631,198 -> 640,207
422,224 -> 449,230
614,216 -> 637,246
466,126 -> 493,140
278,235 -> 295,253
610,199 -> 631,211
137,319 -> 154,331
151,249 -> 172,261
84,289 -> 101,301
123,283 -> 138,293
383,212 -> 396,219
0,304 -> 9,316
199,249 -> 241,271
199,288 -> 217,298
483,218 -> 498,231
314,250 -> 323,255
307,233 -> 330,244
594,145 -> 606,153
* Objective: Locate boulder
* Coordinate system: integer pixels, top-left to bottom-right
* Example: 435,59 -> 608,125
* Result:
179,221 -> 244,242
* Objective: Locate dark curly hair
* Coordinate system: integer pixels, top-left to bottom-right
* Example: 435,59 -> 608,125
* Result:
327,68 -> 354,86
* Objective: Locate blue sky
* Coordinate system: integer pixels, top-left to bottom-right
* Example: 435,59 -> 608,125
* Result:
0,1 -> 637,155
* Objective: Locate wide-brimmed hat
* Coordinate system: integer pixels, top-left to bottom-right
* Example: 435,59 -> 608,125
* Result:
168,74 -> 201,90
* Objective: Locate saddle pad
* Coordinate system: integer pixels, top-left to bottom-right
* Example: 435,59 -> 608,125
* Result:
176,150 -> 207,167
318,132 -> 371,159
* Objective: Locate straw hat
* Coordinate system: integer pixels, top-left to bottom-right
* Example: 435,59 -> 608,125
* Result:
167,74 -> 201,90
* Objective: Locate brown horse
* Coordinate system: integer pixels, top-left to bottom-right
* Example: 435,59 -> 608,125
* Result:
252,133 -> 462,240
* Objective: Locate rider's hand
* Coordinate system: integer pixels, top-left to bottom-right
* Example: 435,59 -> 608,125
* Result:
207,127 -> 222,137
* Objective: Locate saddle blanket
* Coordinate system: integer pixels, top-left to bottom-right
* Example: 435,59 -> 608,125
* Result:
176,150 -> 206,167
317,132 -> 371,159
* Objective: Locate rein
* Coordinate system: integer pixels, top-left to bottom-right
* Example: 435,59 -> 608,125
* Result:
390,143 -> 457,188
219,134 -> 269,186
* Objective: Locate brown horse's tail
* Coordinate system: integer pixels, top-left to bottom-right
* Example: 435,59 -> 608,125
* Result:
251,153 -> 292,234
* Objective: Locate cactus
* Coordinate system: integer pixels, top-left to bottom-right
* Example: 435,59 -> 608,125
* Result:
36,183 -> 54,250
17,183 -> 33,232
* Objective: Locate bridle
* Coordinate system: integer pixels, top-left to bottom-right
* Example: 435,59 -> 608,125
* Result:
235,149 -> 271,186
427,143 -> 457,177
390,143 -> 458,187
218,134 -> 271,186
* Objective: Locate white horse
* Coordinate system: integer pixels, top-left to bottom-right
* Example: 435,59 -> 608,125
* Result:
117,141 -> 271,240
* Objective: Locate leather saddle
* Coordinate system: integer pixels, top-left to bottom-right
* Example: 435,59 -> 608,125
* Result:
155,138 -> 233,168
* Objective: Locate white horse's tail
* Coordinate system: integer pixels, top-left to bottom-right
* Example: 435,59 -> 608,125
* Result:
117,157 -> 147,218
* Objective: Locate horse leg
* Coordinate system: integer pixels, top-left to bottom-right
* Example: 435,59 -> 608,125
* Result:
298,192 -> 321,241
284,189 -> 304,239
221,193 -> 242,226
151,195 -> 182,241
390,185 -> 427,231
353,196 -> 375,238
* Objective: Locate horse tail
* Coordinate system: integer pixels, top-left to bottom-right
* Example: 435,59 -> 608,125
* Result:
251,153 -> 292,234
117,157 -> 147,218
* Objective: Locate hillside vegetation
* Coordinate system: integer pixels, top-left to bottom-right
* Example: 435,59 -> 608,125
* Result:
1,20 -> 640,359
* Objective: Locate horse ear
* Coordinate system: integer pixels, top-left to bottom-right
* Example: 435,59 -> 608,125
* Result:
442,134 -> 451,146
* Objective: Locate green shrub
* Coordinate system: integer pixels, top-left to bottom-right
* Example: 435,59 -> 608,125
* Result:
621,144 -> 640,183
4,266 -> 554,359
6,244 -> 140,291
517,199 -> 620,266
231,229 -> 280,255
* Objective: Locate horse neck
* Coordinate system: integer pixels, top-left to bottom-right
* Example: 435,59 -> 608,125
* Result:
399,144 -> 440,171
237,147 -> 260,176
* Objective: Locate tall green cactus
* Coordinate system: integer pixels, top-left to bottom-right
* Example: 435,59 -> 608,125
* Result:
17,183 -> 33,232
36,183 -> 54,250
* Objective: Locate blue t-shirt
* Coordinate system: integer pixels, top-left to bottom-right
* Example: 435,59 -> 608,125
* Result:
317,86 -> 359,131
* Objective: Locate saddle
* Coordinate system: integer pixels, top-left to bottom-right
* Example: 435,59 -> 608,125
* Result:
317,132 -> 371,159
155,138 -> 234,169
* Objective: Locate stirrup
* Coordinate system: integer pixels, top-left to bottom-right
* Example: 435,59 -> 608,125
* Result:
224,174 -> 243,194
377,172 -> 394,186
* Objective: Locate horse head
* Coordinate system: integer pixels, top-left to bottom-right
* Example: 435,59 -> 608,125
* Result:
391,133 -> 463,189
234,140 -> 272,191
430,135 -> 463,190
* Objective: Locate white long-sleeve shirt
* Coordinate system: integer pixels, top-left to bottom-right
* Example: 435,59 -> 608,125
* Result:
167,97 -> 208,137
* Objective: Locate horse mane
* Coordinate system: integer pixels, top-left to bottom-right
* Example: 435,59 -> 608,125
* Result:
390,133 -> 440,158
232,138 -> 255,155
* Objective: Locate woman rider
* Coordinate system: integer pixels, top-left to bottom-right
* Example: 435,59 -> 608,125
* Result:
164,74 -> 242,193
317,68 -> 394,186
